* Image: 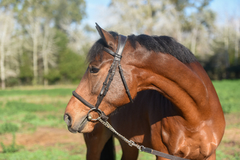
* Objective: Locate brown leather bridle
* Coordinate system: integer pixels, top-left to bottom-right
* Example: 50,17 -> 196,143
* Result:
72,34 -> 133,122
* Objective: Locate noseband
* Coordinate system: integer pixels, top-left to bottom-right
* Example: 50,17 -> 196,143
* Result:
72,34 -> 133,121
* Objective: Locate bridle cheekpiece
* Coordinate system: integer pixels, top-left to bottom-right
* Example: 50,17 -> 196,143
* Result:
72,34 -> 133,123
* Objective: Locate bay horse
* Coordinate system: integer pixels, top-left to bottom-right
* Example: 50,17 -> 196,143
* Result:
64,24 -> 225,160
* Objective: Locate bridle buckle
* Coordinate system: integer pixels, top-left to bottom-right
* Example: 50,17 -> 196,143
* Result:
87,108 -> 108,122
87,108 -> 102,122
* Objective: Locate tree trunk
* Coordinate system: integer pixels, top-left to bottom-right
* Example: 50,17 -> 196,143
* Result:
0,20 -> 7,89
42,24 -> 49,86
224,26 -> 229,79
235,21 -> 239,65
191,28 -> 198,55
32,21 -> 39,85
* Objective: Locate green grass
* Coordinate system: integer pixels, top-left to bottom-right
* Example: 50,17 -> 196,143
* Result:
0,100 -> 66,132
0,87 -> 71,135
0,88 -> 74,97
213,80 -> 240,113
0,148 -> 85,160
138,152 -> 155,160
5,101 -> 56,112
1,133 -> 22,153
114,138 -> 155,160
0,123 -> 19,134
216,146 -> 240,160
116,150 -> 155,160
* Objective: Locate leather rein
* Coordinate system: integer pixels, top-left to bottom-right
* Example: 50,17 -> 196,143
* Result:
72,35 -> 188,160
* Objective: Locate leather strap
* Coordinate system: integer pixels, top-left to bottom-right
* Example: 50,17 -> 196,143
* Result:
141,146 -> 189,160
114,35 -> 127,61
72,91 -> 95,109
118,64 -> 133,103
104,48 -> 118,57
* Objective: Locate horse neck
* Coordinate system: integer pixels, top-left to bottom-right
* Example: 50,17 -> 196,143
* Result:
135,53 -> 210,124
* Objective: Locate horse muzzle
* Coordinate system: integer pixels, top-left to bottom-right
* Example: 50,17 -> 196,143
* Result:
64,113 -> 88,133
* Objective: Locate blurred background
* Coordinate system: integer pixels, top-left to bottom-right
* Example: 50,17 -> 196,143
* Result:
0,0 -> 239,159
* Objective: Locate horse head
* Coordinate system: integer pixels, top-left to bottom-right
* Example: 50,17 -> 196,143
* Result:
64,24 -> 139,133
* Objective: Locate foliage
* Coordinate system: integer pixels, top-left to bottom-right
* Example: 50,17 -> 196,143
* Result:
0,0 -> 88,87
19,52 -> 34,85
108,0 -> 239,81
52,29 -> 88,84
0,0 -> 239,88
5,78 -> 19,87
44,69 -> 61,84
203,32 -> 240,80
59,48 -> 87,83
0,0 -> 86,30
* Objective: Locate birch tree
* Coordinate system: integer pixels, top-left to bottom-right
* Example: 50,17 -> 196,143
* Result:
234,19 -> 239,65
41,22 -> 57,85
0,12 -> 15,89
24,14 -> 41,85
20,0 -> 58,85
107,0 -> 214,54
107,0 -> 182,38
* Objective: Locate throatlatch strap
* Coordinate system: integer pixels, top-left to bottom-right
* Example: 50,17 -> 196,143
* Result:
118,64 -> 133,103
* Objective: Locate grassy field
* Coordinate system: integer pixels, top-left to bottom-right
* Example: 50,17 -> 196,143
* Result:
0,80 -> 239,160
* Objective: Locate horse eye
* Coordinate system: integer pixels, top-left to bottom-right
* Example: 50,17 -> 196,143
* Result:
90,66 -> 100,73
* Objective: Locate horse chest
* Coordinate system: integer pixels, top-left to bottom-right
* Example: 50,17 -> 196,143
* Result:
158,118 -> 218,159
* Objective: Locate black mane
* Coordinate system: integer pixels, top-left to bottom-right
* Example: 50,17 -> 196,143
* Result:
87,32 -> 197,64
128,34 -> 197,63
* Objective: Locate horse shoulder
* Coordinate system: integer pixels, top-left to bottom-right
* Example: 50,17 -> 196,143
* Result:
160,116 -> 219,159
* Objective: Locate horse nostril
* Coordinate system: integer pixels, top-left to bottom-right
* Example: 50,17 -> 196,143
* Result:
64,114 -> 72,127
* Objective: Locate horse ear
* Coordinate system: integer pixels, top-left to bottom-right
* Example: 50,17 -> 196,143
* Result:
95,23 -> 116,48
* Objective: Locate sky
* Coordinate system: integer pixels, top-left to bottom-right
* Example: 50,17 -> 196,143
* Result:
82,0 -> 240,28
82,0 -> 111,28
